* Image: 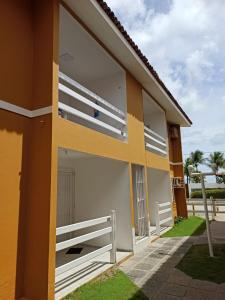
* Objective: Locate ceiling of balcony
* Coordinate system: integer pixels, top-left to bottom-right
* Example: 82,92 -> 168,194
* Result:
59,6 -> 123,85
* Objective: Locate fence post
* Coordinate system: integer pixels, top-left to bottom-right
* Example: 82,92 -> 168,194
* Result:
192,203 -> 195,216
110,210 -> 116,264
155,202 -> 160,235
211,196 -> 216,220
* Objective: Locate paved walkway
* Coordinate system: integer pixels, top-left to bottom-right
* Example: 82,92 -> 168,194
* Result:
120,219 -> 225,300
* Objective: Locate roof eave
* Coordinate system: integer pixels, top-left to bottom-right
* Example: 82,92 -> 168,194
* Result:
63,0 -> 192,127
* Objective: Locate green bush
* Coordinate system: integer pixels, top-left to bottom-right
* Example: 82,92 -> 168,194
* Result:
174,216 -> 185,225
191,189 -> 225,199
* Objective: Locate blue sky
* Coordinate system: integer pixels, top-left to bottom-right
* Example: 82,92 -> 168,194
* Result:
106,0 -> 225,162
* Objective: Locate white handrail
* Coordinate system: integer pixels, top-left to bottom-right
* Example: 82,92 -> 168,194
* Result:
55,211 -> 117,276
158,202 -> 171,208
144,126 -> 167,156
59,102 -> 124,136
56,227 -> 112,252
59,71 -> 125,117
159,208 -> 171,215
56,215 -> 111,236
155,202 -> 173,235
59,83 -> 126,125
144,132 -> 167,147
159,216 -> 173,226
146,143 -> 167,155
56,244 -> 112,276
144,126 -> 166,142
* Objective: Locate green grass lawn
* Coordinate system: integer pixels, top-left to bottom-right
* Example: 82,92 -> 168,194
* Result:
176,244 -> 225,283
63,269 -> 148,300
161,216 -> 206,237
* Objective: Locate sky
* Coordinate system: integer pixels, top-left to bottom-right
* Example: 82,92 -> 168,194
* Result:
106,0 -> 225,163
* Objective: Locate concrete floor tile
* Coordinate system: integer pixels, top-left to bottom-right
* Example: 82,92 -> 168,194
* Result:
217,283 -> 225,293
167,269 -> 191,286
189,279 -> 218,291
154,292 -> 182,300
185,287 -> 215,300
135,262 -> 156,271
127,268 -> 148,281
160,282 -> 187,297
149,271 -> 171,282
215,292 -> 225,300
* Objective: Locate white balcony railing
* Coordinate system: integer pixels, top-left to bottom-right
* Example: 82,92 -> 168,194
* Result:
55,211 -> 116,276
58,72 -> 127,138
155,202 -> 173,235
144,126 -> 167,156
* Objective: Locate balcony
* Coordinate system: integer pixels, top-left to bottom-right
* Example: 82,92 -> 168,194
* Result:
58,5 -> 127,140
143,91 -> 168,156
144,126 -> 167,156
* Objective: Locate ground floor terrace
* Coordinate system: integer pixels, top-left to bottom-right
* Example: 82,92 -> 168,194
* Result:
55,147 -> 174,298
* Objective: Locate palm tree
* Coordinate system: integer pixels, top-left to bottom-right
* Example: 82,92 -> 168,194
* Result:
190,150 -> 204,171
184,157 -> 193,183
206,151 -> 225,173
206,152 -> 225,183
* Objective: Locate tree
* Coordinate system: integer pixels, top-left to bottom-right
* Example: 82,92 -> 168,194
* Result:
184,157 -> 193,183
190,150 -> 204,171
206,151 -> 225,172
206,152 -> 225,183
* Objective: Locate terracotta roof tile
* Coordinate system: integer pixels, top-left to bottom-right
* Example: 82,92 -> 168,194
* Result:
95,0 -> 192,125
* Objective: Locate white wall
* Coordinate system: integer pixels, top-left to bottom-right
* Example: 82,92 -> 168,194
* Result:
143,91 -> 167,139
147,168 -> 172,226
58,154 -> 133,251
146,111 -> 167,139
86,72 -> 126,113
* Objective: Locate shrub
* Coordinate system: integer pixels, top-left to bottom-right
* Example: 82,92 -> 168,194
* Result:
191,189 -> 225,199
174,216 -> 185,225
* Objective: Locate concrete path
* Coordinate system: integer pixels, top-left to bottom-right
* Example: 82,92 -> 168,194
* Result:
120,219 -> 225,300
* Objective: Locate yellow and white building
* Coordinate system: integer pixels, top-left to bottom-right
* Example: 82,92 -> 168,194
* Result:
0,1 -> 191,299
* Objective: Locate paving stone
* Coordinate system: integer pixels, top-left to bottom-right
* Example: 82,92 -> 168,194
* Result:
149,271 -> 171,282
164,258 -> 182,268
144,257 -> 162,265
119,265 -> 132,273
156,249 -> 172,255
167,269 -> 191,286
215,292 -> 225,300
140,278 -> 166,297
150,252 -> 167,259
135,262 -> 156,271
141,285 -> 160,299
126,268 -> 147,281
154,292 -> 182,300
160,282 -> 187,297
184,287 -> 215,300
159,245 -> 174,250
120,233 -> 225,300
189,279 -> 218,291
217,283 -> 225,293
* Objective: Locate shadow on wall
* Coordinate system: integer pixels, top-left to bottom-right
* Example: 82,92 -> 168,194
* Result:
0,110 -> 30,299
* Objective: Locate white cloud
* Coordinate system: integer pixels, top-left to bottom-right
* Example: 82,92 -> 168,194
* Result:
106,0 -> 225,154
106,0 -> 147,24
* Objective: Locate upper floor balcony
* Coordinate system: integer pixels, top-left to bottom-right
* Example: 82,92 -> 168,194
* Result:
143,91 -> 168,157
58,6 -> 127,141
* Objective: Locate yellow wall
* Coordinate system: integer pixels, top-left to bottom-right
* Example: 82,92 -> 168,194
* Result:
0,1 -> 58,299
55,71 -> 147,165
0,1 -> 33,299
0,1 -> 178,300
